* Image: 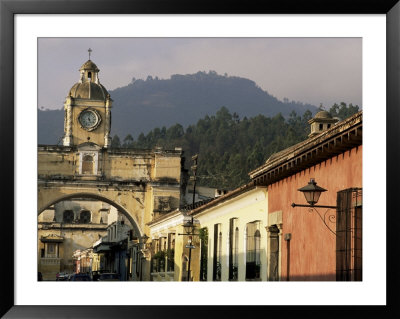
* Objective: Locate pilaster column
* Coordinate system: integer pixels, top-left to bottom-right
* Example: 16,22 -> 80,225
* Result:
63,97 -> 73,146
104,94 -> 112,148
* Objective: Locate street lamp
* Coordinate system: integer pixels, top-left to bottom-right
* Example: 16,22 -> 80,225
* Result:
180,216 -> 200,281
177,154 -> 200,281
291,178 -> 337,235
297,178 -> 327,206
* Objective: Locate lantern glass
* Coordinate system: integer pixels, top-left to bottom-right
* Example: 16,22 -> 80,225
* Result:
183,222 -> 193,234
303,190 -> 322,205
298,178 -> 327,206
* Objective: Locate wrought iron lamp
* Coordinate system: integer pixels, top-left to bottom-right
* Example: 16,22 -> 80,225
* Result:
291,178 -> 337,235
177,154 -> 200,281
179,216 -> 200,281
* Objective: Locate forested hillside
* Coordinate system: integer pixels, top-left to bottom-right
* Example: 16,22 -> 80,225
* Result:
112,103 -> 360,189
38,71 -> 318,144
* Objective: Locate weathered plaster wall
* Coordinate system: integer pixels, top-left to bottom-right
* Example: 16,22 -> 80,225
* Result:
268,145 -> 362,281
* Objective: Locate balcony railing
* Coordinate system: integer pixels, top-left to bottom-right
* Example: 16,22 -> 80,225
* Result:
40,257 -> 61,265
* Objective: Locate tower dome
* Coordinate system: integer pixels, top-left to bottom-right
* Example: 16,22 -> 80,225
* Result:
314,110 -> 332,119
68,59 -> 109,101
308,110 -> 339,138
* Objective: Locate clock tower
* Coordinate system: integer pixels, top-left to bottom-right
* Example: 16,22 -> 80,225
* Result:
63,51 -> 112,148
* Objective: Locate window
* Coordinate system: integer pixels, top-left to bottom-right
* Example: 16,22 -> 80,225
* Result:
246,221 -> 261,280
167,233 -> 175,272
79,210 -> 91,224
82,155 -> 94,174
229,218 -> 239,281
336,188 -> 362,281
199,227 -> 208,281
168,233 -> 175,251
319,123 -> 324,131
327,124 -> 331,129
46,243 -> 57,258
213,224 -> 222,281
63,210 -> 74,223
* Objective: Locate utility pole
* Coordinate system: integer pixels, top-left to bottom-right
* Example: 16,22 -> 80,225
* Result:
187,154 -> 198,281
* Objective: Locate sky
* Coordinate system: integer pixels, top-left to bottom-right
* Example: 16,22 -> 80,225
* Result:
38,37 -> 362,110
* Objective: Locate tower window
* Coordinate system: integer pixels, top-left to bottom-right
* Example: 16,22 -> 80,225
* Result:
319,123 -> 324,131
88,72 -> 92,79
79,210 -> 91,224
63,210 -> 74,223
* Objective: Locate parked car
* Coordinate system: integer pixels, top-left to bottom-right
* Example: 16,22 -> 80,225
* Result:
56,272 -> 69,281
96,273 -> 119,281
69,273 -> 91,281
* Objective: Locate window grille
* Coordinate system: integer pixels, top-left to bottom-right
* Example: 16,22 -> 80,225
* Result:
46,243 -> 57,258
229,218 -> 239,281
213,224 -> 222,281
199,227 -> 208,281
167,233 -> 175,272
63,210 -> 74,223
79,210 -> 91,224
336,188 -> 362,281
246,221 -> 261,280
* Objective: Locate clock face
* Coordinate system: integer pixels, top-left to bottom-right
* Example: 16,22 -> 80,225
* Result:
79,109 -> 101,131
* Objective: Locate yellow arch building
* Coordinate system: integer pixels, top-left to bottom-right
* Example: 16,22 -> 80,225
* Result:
38,56 -> 184,280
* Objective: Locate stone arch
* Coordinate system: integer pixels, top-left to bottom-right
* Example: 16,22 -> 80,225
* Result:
38,192 -> 144,243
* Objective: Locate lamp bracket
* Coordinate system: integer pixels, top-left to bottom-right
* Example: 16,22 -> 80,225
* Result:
291,203 -> 337,236
291,203 -> 337,209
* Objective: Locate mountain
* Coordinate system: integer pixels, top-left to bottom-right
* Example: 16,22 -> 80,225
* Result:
38,71 -> 318,144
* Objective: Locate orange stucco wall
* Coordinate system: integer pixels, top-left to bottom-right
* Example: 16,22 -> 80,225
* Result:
268,145 -> 362,281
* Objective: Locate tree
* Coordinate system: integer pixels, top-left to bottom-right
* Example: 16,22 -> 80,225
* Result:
111,135 -> 121,148
329,102 -> 359,120
122,134 -> 134,148
127,105 -> 359,189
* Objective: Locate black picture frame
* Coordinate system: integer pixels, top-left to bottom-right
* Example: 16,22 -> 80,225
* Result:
1,0 -> 399,318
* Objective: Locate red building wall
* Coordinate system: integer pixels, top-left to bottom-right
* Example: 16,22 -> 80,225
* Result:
268,145 -> 362,281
